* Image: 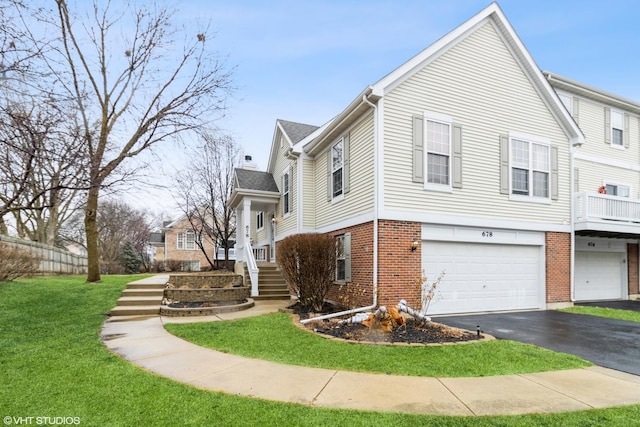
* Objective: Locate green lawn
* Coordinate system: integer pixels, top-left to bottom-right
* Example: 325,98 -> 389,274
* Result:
560,306 -> 640,323
2,275 -> 640,426
166,313 -> 589,377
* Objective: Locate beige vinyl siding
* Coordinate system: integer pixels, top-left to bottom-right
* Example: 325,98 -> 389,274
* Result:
302,158 -> 316,229
382,21 -> 571,225
573,97 -> 640,163
271,134 -> 298,236
314,113 -> 375,228
575,159 -> 640,199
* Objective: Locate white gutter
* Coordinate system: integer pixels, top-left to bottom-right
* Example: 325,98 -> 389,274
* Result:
300,94 -> 379,324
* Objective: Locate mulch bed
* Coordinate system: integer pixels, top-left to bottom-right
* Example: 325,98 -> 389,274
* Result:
167,300 -> 247,308
288,302 -> 483,345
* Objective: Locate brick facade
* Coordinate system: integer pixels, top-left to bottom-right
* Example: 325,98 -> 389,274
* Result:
376,220 -> 423,308
164,217 -> 217,271
545,232 -> 571,303
276,222 -> 575,311
325,222 -> 375,308
628,243 -> 639,296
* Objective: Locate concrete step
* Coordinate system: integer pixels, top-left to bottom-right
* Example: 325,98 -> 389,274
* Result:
258,282 -> 289,291
106,314 -> 158,322
116,296 -> 163,306
126,282 -> 166,290
109,305 -> 160,316
254,294 -> 291,301
121,288 -> 164,297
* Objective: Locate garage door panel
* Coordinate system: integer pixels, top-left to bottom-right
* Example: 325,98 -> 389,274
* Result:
575,252 -> 623,301
424,242 -> 541,315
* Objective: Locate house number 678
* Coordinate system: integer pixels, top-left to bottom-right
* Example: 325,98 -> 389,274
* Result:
482,231 -> 493,237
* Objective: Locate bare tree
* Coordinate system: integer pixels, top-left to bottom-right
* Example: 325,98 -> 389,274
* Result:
62,198 -> 151,274
96,199 -> 150,273
14,1 -> 233,281
0,98 -> 88,245
175,133 -> 240,269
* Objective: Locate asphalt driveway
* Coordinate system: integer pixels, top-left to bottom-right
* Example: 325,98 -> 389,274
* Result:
433,310 -> 640,376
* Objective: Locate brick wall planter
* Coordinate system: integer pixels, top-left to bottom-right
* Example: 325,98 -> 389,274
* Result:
160,299 -> 255,317
162,272 -> 251,316
164,287 -> 249,302
167,272 -> 243,289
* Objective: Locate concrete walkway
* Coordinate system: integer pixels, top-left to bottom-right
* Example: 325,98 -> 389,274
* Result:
101,277 -> 640,416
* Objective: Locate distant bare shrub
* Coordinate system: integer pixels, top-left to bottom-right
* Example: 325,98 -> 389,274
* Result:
165,259 -> 182,272
277,233 -> 337,312
152,261 -> 166,272
100,261 -> 125,275
0,243 -> 41,282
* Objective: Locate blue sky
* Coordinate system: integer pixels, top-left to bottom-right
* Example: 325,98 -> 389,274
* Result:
140,0 -> 640,213
176,0 -> 640,170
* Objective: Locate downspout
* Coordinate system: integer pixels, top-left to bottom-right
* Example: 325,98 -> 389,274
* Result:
569,141 -> 576,303
300,92 -> 379,324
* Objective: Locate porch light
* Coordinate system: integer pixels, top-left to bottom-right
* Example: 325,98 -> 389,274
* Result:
411,240 -> 419,252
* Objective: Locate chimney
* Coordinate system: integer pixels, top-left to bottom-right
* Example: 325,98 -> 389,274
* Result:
243,155 -> 258,170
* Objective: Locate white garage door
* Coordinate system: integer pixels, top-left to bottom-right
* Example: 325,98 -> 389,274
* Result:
575,252 -> 623,301
423,241 -> 541,315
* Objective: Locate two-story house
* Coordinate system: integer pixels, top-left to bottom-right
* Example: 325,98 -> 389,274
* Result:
231,2 -> 640,316
159,215 -> 218,271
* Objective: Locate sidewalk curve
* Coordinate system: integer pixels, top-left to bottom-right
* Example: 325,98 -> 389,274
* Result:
101,278 -> 640,416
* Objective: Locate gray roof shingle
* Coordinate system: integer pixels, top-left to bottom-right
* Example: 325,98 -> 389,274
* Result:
278,119 -> 319,145
235,168 -> 279,192
149,232 -> 164,243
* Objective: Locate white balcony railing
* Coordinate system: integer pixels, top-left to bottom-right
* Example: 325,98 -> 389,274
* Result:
253,247 -> 267,262
575,192 -> 640,223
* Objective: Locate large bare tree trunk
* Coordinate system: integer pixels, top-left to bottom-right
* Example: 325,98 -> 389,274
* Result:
84,187 -> 100,282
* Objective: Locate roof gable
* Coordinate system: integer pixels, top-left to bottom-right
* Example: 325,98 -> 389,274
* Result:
267,119 -> 320,171
234,168 -> 279,193
368,2 -> 583,144
279,119 -> 319,145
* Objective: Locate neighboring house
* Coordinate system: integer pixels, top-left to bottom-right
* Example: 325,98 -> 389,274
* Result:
161,215 -> 217,271
148,231 -> 165,264
231,2 -> 638,315
545,73 -> 640,302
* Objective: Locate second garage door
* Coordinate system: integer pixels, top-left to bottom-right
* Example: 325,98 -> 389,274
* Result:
575,251 -> 624,301
423,241 -> 542,315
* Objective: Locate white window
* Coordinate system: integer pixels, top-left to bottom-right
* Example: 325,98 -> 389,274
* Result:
424,113 -> 453,190
332,139 -> 344,198
282,168 -> 290,216
177,233 -> 184,250
256,211 -> 264,230
611,110 -> 624,147
605,183 -> 630,197
185,230 -> 196,250
181,260 -> 200,271
336,235 -> 346,281
511,136 -> 550,199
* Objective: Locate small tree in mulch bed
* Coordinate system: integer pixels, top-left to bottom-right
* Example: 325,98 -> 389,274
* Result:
277,233 -> 336,313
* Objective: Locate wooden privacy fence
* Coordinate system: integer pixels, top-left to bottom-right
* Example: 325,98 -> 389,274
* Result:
0,234 -> 88,274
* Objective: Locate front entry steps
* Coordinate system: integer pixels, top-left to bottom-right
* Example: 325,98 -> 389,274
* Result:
244,264 -> 291,301
108,275 -> 168,321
